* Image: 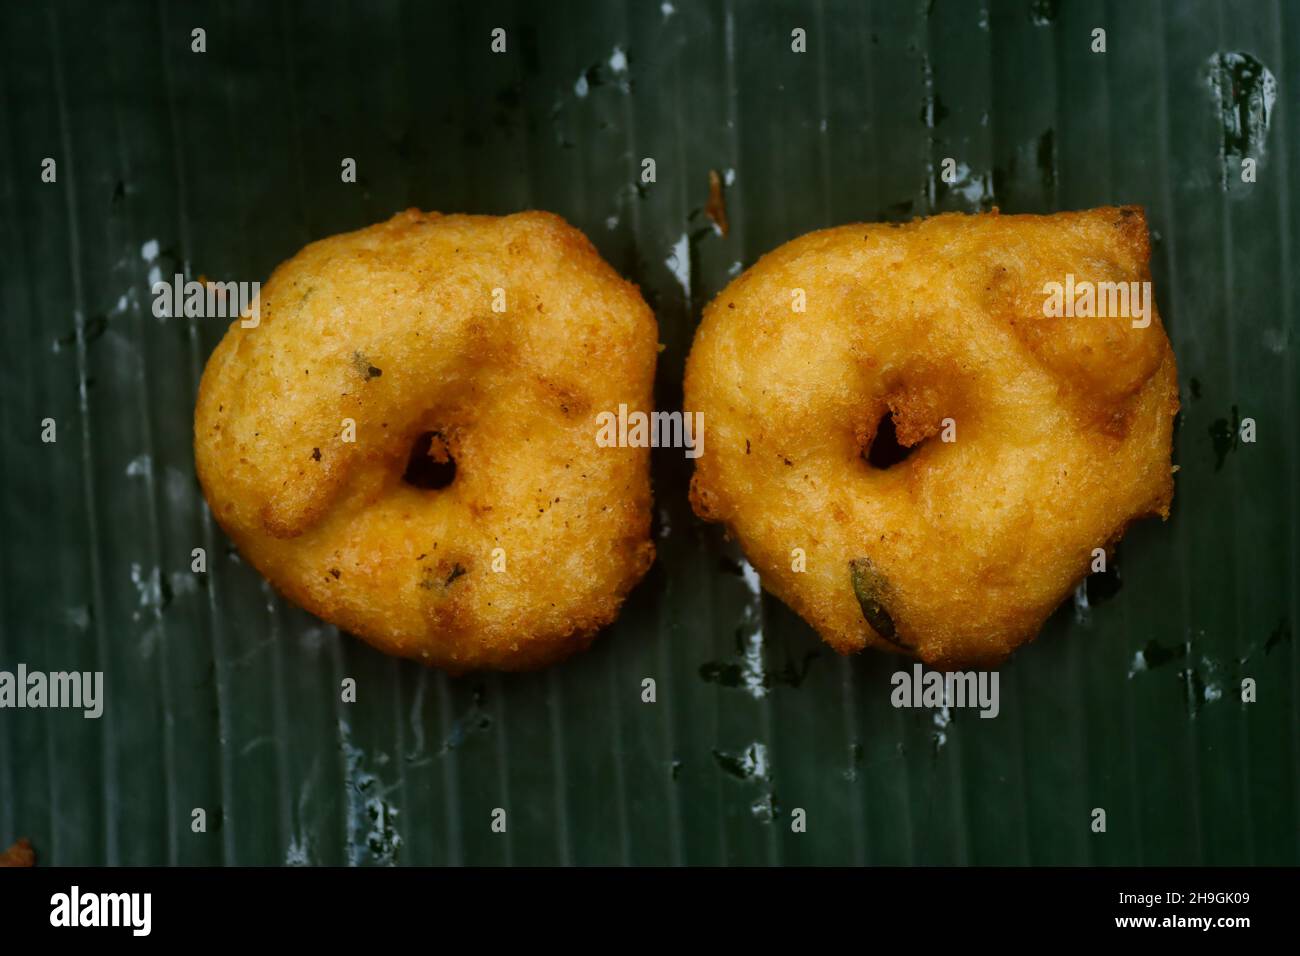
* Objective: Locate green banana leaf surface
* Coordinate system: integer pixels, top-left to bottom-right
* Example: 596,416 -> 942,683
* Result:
1,0 -> 1297,865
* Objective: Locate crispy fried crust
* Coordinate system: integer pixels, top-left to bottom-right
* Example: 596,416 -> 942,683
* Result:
684,207 -> 1179,667
0,838 -> 35,867
195,210 -> 657,672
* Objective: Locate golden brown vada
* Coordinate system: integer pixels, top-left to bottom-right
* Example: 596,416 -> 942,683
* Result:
195,210 -> 656,672
685,207 -> 1178,667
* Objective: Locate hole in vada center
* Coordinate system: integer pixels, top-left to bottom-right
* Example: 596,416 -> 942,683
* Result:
865,411 -> 918,470
403,430 -> 456,490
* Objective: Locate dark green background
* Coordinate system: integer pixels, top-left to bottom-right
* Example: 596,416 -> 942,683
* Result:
1,0 -> 1296,865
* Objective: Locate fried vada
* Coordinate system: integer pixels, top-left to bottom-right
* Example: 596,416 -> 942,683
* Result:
685,207 -> 1178,667
195,210 -> 657,671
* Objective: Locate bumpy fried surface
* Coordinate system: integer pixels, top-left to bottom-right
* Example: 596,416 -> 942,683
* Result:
195,210 -> 656,671
0,837 -> 34,866
685,207 -> 1178,668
